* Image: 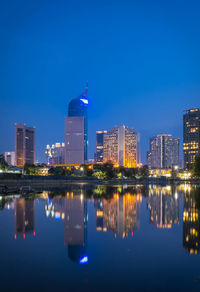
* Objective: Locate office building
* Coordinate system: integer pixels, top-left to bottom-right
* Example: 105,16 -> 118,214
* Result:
15,124 -> 35,166
183,108 -> 200,168
147,134 -> 179,169
45,142 -> 65,165
65,84 -> 88,164
4,152 -> 15,165
103,125 -> 139,168
94,130 -> 107,163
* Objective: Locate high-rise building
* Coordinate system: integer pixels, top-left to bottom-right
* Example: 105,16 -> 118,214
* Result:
103,125 -> 139,168
65,84 -> 88,164
15,124 -> 35,166
45,142 -> 65,165
94,130 -> 107,163
183,108 -> 200,168
65,116 -> 85,164
147,134 -> 179,169
4,152 -> 15,165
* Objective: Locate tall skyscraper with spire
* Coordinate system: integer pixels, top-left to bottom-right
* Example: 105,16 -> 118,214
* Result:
65,83 -> 88,164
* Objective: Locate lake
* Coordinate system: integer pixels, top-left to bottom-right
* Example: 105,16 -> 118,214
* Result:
0,184 -> 200,292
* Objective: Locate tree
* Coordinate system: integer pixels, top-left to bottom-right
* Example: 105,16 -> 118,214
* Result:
140,165 -> 149,178
0,154 -> 8,171
193,155 -> 200,178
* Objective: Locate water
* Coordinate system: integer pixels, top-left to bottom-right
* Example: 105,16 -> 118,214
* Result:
0,184 -> 200,292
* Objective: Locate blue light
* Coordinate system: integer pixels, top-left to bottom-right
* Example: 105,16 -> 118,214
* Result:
80,98 -> 88,104
79,256 -> 88,264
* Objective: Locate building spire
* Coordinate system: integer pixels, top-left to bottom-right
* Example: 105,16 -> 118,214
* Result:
85,81 -> 88,97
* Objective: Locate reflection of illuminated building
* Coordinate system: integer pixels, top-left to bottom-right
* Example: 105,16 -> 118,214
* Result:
95,193 -> 141,237
14,199 -> 35,238
45,194 -> 88,264
65,197 -> 87,264
147,187 -> 179,228
183,192 -> 200,254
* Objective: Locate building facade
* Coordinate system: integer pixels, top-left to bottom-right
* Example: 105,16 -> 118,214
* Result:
65,117 -> 85,164
94,130 -> 107,163
103,125 -> 139,168
15,124 -> 35,166
65,84 -> 88,164
147,134 -> 179,169
45,142 -> 65,165
183,108 -> 200,168
4,152 -> 15,165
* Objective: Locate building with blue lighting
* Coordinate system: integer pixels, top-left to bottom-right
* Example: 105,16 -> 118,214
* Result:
65,83 -> 88,163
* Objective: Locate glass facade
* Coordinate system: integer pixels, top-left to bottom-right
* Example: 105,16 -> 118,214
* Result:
68,87 -> 88,162
183,108 -> 200,168
147,134 -> 179,169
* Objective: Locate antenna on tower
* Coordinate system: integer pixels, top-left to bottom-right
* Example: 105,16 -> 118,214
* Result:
85,81 -> 88,96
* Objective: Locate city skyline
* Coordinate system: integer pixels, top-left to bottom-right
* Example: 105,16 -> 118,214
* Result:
1,0 -> 200,163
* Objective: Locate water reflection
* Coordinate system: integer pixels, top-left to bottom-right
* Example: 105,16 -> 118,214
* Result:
183,188 -> 200,255
14,198 -> 35,239
147,186 -> 179,228
1,184 -> 200,260
45,194 -> 88,264
94,193 -> 142,238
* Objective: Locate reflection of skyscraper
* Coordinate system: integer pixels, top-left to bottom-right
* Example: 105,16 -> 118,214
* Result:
65,84 -> 88,163
14,199 -> 35,238
64,197 -> 88,264
183,191 -> 200,254
95,193 -> 141,237
45,194 -> 88,264
147,187 -> 179,228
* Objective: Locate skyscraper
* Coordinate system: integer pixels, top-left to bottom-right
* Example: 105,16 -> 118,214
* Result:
65,84 -> 88,164
183,108 -> 200,168
94,130 -> 107,163
15,124 -> 35,166
103,125 -> 139,168
147,134 -> 179,169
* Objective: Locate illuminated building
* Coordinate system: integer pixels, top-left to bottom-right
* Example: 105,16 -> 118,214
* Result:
103,125 -> 139,168
65,83 -> 88,163
147,187 -> 179,228
147,134 -> 179,169
94,130 -> 107,163
183,108 -> 200,168
95,193 -> 141,237
183,191 -> 200,254
14,198 -> 35,238
45,142 -> 65,165
4,151 -> 15,165
15,123 -> 35,166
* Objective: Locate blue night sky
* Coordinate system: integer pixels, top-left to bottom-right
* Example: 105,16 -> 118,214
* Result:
0,0 -> 200,163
